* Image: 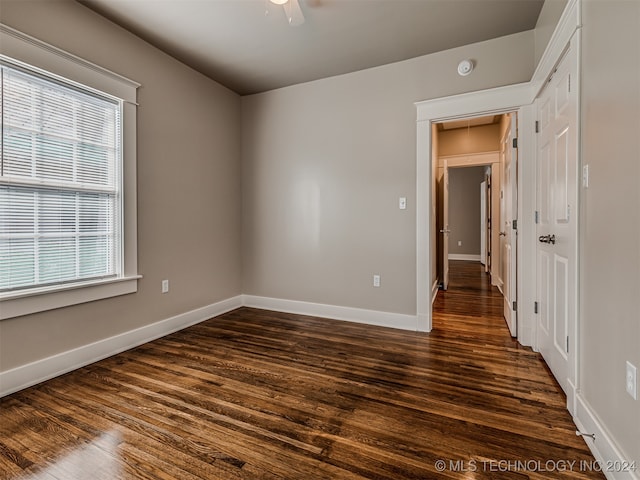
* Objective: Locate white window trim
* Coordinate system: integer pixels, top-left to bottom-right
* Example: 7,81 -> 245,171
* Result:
0,24 -> 141,320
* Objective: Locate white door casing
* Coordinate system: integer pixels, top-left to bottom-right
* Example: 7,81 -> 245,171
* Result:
480,181 -> 486,266
485,169 -> 492,273
535,39 -> 578,400
441,160 -> 450,290
438,153 -> 500,283
499,136 -> 506,292
502,113 -> 518,337
415,82 -> 531,334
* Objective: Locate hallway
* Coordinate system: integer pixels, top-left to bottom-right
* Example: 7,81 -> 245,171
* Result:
431,260 -> 603,477
434,260 -> 504,319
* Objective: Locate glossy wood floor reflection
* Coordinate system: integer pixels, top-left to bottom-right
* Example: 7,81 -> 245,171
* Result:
0,262 -> 603,479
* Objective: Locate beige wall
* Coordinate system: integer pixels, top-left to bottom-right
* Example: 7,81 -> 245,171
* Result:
580,0 -> 640,465
534,0 -> 569,65
448,167 -> 485,256
438,123 -> 501,156
241,31 -> 535,316
0,0 -> 242,371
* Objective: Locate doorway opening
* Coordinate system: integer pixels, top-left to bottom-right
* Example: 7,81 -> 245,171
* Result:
433,112 -> 518,337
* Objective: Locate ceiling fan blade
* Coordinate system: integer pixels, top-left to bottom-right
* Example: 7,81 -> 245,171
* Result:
287,0 -> 305,26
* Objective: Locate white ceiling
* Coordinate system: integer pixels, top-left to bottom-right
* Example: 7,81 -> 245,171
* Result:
79,0 -> 544,96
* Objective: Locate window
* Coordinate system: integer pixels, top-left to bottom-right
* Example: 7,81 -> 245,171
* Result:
0,25 -> 139,320
1,64 -> 121,292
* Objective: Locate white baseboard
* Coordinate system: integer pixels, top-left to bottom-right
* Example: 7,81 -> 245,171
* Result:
574,394 -> 639,480
242,295 -> 418,332
567,379 -> 577,416
1,294 -> 424,397
416,313 -> 430,333
448,254 -> 481,261
0,295 -> 243,398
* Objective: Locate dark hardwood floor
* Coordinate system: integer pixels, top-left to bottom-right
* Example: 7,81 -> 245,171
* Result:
0,261 -> 603,479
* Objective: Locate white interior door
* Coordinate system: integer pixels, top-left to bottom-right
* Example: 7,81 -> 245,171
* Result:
485,169 -> 492,274
536,42 -> 578,397
498,156 -> 505,290
502,113 -> 518,337
480,181 -> 486,266
441,161 -> 450,290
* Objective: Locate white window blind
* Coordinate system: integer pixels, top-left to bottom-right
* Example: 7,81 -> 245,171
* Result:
1,63 -> 122,292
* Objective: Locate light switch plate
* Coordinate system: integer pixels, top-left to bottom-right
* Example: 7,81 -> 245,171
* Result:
582,164 -> 589,188
626,361 -> 637,400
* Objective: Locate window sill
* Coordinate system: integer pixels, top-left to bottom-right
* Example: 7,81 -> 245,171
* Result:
0,275 -> 142,320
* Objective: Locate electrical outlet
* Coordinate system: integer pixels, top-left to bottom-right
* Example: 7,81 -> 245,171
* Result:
626,361 -> 637,400
373,275 -> 381,287
458,241 -> 462,247
161,279 -> 169,294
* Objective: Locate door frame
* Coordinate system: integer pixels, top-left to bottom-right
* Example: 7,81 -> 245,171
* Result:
480,179 -> 486,267
416,87 -> 533,344
441,159 -> 449,290
415,0 -> 580,404
437,152 -> 501,288
501,112 -> 518,337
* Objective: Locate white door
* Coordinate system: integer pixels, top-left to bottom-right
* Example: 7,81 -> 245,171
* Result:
480,181 -> 486,266
502,113 -> 518,337
441,161 -> 450,290
536,42 -> 578,397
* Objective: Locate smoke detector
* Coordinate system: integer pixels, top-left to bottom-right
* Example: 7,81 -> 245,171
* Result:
457,59 -> 474,76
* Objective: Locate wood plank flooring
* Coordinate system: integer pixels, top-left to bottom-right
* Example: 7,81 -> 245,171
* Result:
0,261 -> 604,479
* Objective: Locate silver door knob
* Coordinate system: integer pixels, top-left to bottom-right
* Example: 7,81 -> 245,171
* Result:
440,229 -> 451,234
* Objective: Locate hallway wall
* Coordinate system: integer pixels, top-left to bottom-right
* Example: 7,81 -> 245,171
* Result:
438,123 -> 501,156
